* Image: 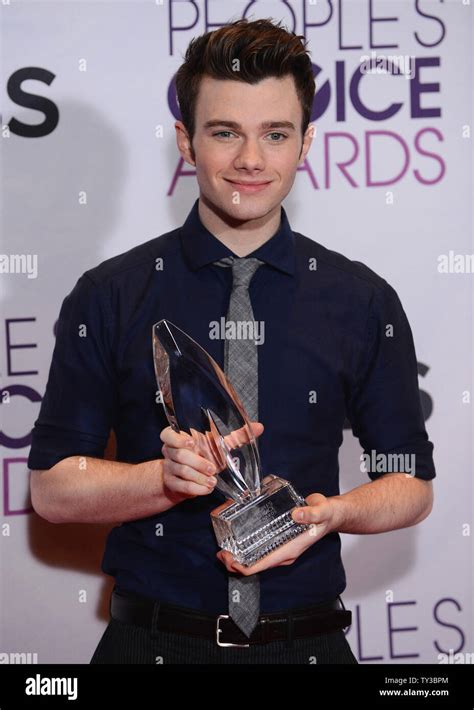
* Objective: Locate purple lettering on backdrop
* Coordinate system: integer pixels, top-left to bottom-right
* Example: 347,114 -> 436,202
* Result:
411,57 -> 441,118
366,130 -> 410,187
414,0 -> 446,48
168,0 -> 199,56
207,0 -> 255,34
335,61 -> 345,122
6,318 -> 38,376
339,0 -> 363,50
168,0 -> 298,56
3,458 -> 33,516
433,598 -> 465,655
167,77 -> 180,122
324,132 -> 359,188
388,600 -> 419,659
312,64 -> 331,121
165,2 -> 445,194
242,1 -> 296,32
296,157 -> 319,190
0,385 -> 41,449
369,0 -> 399,49
166,1 -> 444,121
166,128 -> 445,194
167,157 -> 196,196
303,0 -> 334,40
350,64 -> 403,121
413,128 -> 445,184
355,603 -> 384,662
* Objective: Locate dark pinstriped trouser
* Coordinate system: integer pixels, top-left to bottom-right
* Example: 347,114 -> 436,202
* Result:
89,617 -> 359,664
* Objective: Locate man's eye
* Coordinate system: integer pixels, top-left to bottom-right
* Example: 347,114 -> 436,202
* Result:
211,131 -> 287,141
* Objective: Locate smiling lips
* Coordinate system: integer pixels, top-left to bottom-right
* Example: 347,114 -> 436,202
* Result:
225,179 -> 272,193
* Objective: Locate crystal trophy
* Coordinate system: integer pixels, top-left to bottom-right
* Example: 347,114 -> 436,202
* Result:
152,319 -> 310,566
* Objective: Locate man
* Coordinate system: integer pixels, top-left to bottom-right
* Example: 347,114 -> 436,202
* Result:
28,18 -> 435,665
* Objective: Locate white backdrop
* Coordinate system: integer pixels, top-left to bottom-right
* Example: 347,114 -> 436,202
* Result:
0,0 -> 472,664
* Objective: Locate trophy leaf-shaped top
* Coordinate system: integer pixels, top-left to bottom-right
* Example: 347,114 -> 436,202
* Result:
152,320 -> 262,501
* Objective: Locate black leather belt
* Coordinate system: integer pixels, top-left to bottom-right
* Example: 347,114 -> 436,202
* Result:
110,587 -> 352,647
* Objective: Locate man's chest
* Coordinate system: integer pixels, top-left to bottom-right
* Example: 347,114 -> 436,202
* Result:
114,276 -> 356,452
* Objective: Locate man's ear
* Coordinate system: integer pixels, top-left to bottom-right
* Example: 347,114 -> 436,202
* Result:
298,123 -> 315,166
175,121 -> 196,167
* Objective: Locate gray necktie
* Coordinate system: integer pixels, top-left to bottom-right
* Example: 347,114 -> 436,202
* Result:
214,255 -> 264,638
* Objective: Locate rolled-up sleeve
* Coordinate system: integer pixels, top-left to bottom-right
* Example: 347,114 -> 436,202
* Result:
347,279 -> 436,481
27,273 -> 118,470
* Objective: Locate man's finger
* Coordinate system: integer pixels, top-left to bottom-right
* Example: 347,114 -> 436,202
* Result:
160,426 -> 194,449
165,462 -> 217,490
165,475 -> 215,497
163,445 -> 217,475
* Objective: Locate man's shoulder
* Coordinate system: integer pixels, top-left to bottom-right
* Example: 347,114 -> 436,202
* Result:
294,231 -> 390,295
83,227 -> 181,287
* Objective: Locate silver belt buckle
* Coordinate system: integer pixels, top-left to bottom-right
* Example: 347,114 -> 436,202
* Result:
216,614 -> 250,648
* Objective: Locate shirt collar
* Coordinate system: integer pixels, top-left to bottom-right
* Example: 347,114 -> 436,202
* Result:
179,198 -> 295,276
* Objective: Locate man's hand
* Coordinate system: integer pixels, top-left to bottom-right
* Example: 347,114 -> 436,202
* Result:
160,421 -> 264,506
217,473 -> 434,573
216,492 -> 340,574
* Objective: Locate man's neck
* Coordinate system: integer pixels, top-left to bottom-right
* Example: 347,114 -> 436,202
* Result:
197,196 -> 281,257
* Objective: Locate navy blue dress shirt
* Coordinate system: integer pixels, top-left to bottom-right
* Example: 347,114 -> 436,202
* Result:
28,197 -> 436,613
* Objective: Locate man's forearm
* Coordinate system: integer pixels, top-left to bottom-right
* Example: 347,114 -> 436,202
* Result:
30,456 -> 175,524
331,473 -> 434,534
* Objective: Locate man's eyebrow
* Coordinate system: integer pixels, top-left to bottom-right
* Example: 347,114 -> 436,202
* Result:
203,120 -> 296,131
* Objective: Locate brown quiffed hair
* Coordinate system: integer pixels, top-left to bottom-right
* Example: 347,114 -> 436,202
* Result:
175,18 -> 315,148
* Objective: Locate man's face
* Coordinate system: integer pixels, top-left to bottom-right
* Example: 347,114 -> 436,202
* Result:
176,74 -> 313,222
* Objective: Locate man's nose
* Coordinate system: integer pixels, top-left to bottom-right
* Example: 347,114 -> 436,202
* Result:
234,138 -> 265,170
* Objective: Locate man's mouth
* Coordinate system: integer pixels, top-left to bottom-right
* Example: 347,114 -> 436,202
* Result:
224,179 -> 272,193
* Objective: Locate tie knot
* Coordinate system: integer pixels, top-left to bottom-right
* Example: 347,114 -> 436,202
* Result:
214,256 -> 264,289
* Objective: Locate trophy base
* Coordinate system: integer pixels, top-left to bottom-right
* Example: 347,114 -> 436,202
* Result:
210,474 -> 310,566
